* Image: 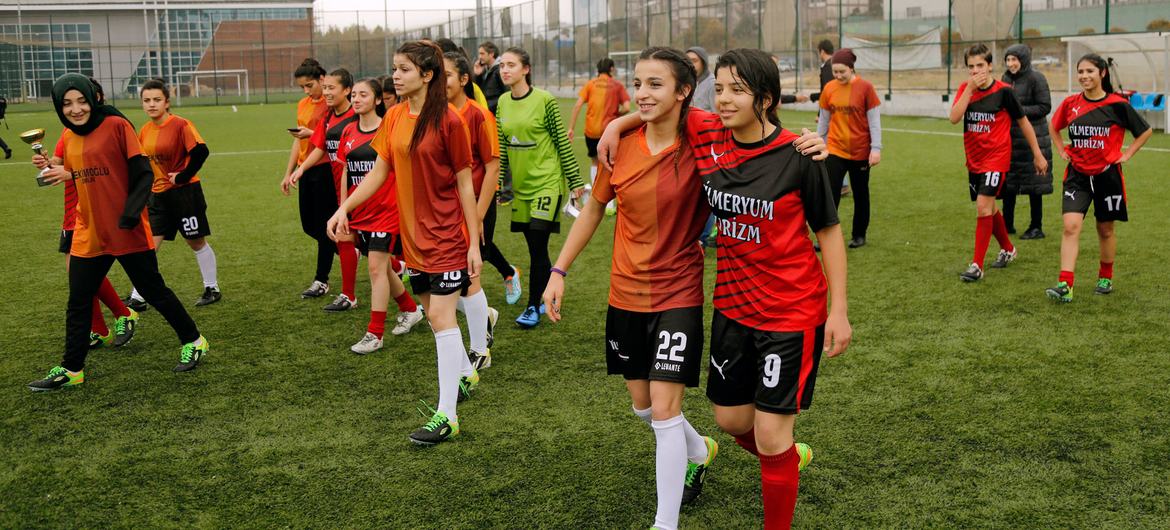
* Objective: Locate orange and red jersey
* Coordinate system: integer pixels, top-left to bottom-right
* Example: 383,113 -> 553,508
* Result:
455,99 -> 500,198
338,120 -> 398,234
309,106 -> 357,193
819,75 -> 880,161
139,114 -> 205,193
296,95 -> 329,166
60,117 -> 154,257
53,131 -> 78,230
592,126 -> 707,312
954,80 -> 1025,174
1052,92 -> 1150,176
579,73 -> 630,139
371,103 -> 474,272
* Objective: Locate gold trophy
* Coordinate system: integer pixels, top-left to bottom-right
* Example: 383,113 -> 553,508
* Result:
20,128 -> 53,186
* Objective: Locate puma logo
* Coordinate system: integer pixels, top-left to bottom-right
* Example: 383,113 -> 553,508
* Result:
711,357 -> 730,380
1071,105 -> 1081,116
1064,190 -> 1076,200
710,145 -> 726,163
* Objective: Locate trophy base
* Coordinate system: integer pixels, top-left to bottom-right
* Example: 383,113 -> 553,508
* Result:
36,168 -> 52,187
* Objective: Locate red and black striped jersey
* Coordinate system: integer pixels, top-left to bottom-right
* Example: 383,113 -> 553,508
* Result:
310,106 -> 358,192
683,109 -> 839,332
338,120 -> 398,234
954,80 -> 1024,174
1052,92 -> 1149,176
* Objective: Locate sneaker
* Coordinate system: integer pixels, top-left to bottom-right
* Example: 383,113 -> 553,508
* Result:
486,306 -> 499,349
112,310 -> 139,347
1045,281 -> 1073,303
1020,227 -> 1045,240
89,331 -> 112,349
457,369 -> 480,403
323,293 -> 357,312
515,304 -> 542,328
795,442 -> 814,471
469,348 -> 492,371
123,294 -> 149,313
28,366 -> 84,391
350,332 -> 383,355
301,280 -> 329,299
990,248 -> 1017,269
391,306 -> 425,336
504,267 -> 523,305
173,336 -> 209,372
959,263 -> 984,282
3,147 -> 11,160
848,236 -> 866,249
195,286 -> 222,306
682,436 -> 719,504
1095,278 -> 1113,295
409,403 -> 459,445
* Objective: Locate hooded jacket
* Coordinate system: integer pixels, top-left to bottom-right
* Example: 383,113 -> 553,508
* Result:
1002,44 -> 1053,195
687,46 -> 716,113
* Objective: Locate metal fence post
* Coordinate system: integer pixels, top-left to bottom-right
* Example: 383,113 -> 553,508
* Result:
261,11 -> 269,104
885,0 -> 892,101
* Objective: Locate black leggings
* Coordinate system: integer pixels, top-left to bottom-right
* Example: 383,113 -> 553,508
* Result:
827,155 -> 871,239
1001,193 -> 1043,232
64,251 -> 199,371
298,165 -> 338,283
522,229 -> 551,308
482,199 -> 514,280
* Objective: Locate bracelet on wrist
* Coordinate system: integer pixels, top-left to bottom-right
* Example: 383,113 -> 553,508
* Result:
550,267 -> 568,278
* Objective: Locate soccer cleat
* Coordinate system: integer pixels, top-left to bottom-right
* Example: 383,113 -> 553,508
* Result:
28,366 -> 84,391
350,332 -> 384,355
89,331 -> 112,350
959,263 -> 984,282
469,348 -> 492,371
409,403 -> 459,445
123,294 -> 149,313
457,369 -> 480,403
515,304 -> 542,328
173,335 -> 209,372
323,293 -> 357,312
486,306 -> 499,349
1095,278 -> 1113,295
796,442 -> 813,471
391,306 -> 425,336
682,436 -> 719,505
848,236 -> 867,248
301,280 -> 329,299
504,267 -> 523,305
990,248 -> 1017,269
112,310 -> 139,347
1045,281 -> 1073,303
195,286 -> 222,306
1020,227 -> 1045,240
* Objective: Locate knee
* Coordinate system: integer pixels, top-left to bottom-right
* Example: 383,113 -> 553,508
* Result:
1063,221 -> 1082,237
713,411 -> 753,436
187,238 -> 206,251
1096,223 -> 1114,239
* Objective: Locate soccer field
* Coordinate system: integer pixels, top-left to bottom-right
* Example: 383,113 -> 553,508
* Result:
2,100 -> 1169,529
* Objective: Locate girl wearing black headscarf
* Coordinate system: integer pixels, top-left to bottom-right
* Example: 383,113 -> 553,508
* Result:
28,74 -> 208,392
1002,44 -> 1054,239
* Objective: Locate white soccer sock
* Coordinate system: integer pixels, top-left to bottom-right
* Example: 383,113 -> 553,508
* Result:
462,290 -> 489,354
193,243 -> 218,289
130,287 -> 144,302
651,415 -> 687,530
633,406 -> 653,426
589,164 -> 598,186
434,328 -> 465,419
455,297 -> 465,314
459,343 -> 475,377
680,414 -> 709,464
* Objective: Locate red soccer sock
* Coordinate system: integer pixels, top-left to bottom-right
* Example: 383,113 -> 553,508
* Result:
735,428 -> 760,456
991,211 -> 1015,253
760,445 -> 801,530
97,277 -> 130,317
337,240 -> 358,300
394,291 -> 418,313
972,215 -> 994,269
1059,270 -> 1075,287
1099,261 -> 1114,280
367,311 -> 387,339
91,298 -> 109,336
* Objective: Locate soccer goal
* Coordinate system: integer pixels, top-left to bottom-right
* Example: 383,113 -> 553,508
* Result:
607,50 -> 642,87
174,69 -> 250,104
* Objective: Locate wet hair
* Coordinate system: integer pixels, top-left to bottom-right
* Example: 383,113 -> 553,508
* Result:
964,44 -> 993,65
597,57 -> 615,75
294,58 -> 326,79
396,40 -> 448,151
141,78 -> 170,101
818,39 -> 835,55
715,48 -> 782,136
355,78 -> 386,117
1077,53 -> 1114,94
503,46 -> 533,86
638,47 -> 697,172
444,51 -> 476,101
327,68 -> 354,91
479,41 -> 499,58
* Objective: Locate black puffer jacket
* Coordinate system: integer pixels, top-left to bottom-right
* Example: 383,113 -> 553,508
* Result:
1002,44 -> 1053,195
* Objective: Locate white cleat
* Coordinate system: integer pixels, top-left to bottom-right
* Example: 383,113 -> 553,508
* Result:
350,332 -> 384,355
391,306 -> 425,336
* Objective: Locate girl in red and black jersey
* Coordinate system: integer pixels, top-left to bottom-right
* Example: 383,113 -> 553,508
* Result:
1046,53 -> 1152,302
289,68 -> 360,312
327,41 -> 482,446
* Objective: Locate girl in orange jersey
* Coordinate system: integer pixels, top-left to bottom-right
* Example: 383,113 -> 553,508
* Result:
328,41 -> 482,445
28,74 -> 207,391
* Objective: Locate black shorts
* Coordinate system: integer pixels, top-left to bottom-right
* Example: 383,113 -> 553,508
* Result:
148,181 -> 211,241
585,136 -> 600,159
1062,165 -> 1128,222
706,311 -> 825,415
407,268 -> 470,296
605,305 -> 704,387
58,229 -> 73,254
356,230 -> 397,256
968,170 -> 1006,201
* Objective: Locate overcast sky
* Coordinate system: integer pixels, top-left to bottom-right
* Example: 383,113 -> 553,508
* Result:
314,0 -> 529,29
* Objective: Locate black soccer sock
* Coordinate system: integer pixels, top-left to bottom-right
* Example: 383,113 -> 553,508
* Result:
524,230 -> 551,308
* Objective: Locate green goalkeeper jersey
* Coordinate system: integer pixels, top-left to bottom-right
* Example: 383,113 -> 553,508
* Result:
496,87 -> 583,200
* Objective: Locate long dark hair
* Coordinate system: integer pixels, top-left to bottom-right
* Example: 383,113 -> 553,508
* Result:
638,47 -> 697,174
1077,53 -> 1114,94
444,51 -> 476,101
397,40 -> 448,151
715,48 -> 782,137
503,46 -> 533,86
327,68 -> 354,91
294,58 -> 326,79
356,78 -> 386,118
